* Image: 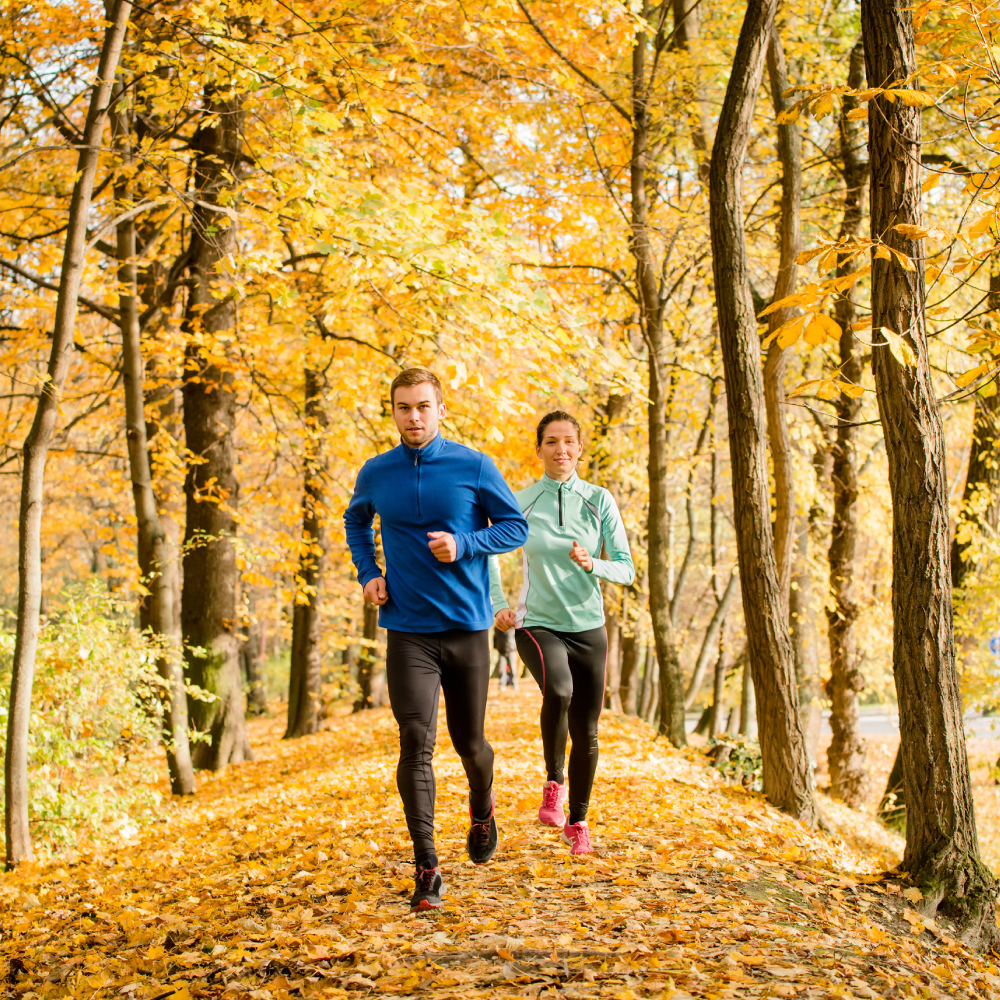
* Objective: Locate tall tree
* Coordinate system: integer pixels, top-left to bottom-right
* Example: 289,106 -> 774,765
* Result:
111,85 -> 195,795
515,0 -> 691,746
709,0 -> 817,824
4,0 -> 133,867
286,367 -> 328,738
762,23 -> 801,604
181,84 -> 251,769
826,39 -> 870,808
862,0 -> 998,948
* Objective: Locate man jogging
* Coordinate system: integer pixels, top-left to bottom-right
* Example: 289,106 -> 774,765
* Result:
344,368 -> 528,912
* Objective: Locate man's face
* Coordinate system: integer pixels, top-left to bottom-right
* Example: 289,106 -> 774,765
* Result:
393,383 -> 446,447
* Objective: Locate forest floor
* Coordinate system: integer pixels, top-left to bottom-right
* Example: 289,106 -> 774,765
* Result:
4,688 -> 1000,999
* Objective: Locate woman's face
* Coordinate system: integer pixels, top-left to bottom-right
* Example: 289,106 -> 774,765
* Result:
537,420 -> 583,481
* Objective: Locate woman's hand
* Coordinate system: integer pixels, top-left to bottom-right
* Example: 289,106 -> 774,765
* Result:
569,540 -> 593,572
494,608 -> 516,631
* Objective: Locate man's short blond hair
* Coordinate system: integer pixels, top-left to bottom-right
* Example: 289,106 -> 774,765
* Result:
390,368 -> 443,406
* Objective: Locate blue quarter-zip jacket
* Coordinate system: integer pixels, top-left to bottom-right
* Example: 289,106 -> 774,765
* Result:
344,435 -> 529,633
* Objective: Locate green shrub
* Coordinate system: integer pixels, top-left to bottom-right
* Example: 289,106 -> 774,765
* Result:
707,734 -> 763,792
0,583 -> 165,851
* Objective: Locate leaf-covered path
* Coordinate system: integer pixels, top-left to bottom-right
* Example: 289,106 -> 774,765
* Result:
3,689 -> 999,999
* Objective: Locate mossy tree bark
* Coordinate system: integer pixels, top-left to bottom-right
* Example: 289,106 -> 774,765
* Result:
709,0 -> 817,824
862,0 -> 998,949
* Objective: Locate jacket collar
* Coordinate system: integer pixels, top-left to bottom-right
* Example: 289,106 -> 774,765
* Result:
400,433 -> 446,461
541,471 -> 578,492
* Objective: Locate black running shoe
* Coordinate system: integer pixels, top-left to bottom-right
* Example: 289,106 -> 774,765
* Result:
410,866 -> 444,912
467,793 -> 499,864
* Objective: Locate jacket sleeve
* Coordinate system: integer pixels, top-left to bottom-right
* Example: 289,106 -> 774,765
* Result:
343,464 -> 383,588
590,490 -> 635,586
453,455 -> 529,560
489,556 -> 510,613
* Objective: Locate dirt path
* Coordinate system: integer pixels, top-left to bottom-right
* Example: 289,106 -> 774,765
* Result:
2,688 -> 998,998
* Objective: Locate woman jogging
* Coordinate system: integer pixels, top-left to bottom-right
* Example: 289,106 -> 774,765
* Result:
491,411 -> 634,855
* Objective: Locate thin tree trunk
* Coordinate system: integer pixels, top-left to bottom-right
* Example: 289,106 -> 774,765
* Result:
789,515 -> 822,761
951,268 -> 1000,591
604,603 -> 622,713
738,659 -> 756,737
240,612 -> 268,715
878,744 -> 906,830
709,641 -> 729,736
762,23 -> 802,604
862,0 -> 998,948
4,0 -> 132,868
670,403 -> 712,627
827,37 -> 870,808
683,571 -> 739,709
181,86 -> 251,770
628,4 -> 685,746
643,650 -> 660,726
709,0 -> 816,824
620,631 -> 640,717
286,368 -> 328,738
672,0 -> 712,183
111,88 -> 195,795
354,602 -> 387,711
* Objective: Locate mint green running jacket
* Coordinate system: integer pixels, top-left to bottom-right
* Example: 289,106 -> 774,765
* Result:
489,472 -> 635,633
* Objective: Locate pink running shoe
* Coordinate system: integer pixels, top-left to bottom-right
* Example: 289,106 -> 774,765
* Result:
538,780 -> 567,826
562,820 -> 594,855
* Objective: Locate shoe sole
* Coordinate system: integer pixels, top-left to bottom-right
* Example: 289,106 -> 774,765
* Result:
538,815 -> 564,827
411,899 -> 444,912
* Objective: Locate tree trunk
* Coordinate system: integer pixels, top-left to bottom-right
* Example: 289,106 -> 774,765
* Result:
286,368 -> 328,738
639,647 -> 657,722
181,87 -> 251,770
738,659 -> 757,737
111,88 -> 195,795
826,37 -> 870,808
789,516 -> 823,761
708,0 -> 816,824
672,0 -> 712,183
862,0 -> 998,948
762,23 -> 802,605
631,4 -> 686,746
4,0 -> 132,868
643,650 -> 660,726
240,612 -> 268,716
604,603 -> 622,712
709,641 -> 729,736
354,602 -> 387,711
878,744 -> 906,831
620,631 -> 641,716
683,571 -> 739,709
951,268 -> 1000,591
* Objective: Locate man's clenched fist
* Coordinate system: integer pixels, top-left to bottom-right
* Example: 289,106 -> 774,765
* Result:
427,531 -> 458,563
363,576 -> 388,605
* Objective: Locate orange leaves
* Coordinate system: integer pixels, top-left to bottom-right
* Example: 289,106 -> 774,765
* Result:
0,697 -> 995,1000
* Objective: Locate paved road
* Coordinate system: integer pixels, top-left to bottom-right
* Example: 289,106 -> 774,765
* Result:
686,710 -> 1000,737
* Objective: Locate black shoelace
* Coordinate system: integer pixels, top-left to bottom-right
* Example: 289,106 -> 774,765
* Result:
470,818 -> 491,842
416,868 -> 438,891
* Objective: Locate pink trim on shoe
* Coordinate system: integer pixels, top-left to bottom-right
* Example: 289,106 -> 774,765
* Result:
562,820 -> 594,855
537,780 -> 567,826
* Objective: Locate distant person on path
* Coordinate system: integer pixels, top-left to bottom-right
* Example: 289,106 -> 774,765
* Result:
491,411 -> 634,855
493,623 -> 519,690
344,368 -> 527,912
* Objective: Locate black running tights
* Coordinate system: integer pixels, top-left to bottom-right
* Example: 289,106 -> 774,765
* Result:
385,629 -> 494,869
515,625 -> 607,824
